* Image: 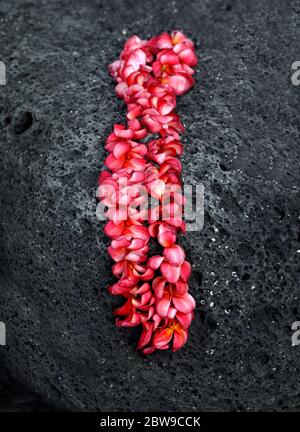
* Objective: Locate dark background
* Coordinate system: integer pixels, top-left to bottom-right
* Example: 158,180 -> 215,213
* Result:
0,0 -> 300,411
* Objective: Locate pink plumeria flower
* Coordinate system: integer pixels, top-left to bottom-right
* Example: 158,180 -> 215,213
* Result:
153,276 -> 195,318
148,245 -> 192,283
105,138 -> 147,172
112,260 -> 154,286
152,318 -> 189,352
148,137 -> 183,164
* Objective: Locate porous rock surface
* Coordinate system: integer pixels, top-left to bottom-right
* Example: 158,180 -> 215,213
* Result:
0,0 -> 300,411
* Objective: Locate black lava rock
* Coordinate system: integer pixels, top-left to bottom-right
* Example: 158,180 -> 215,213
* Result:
0,0 -> 300,411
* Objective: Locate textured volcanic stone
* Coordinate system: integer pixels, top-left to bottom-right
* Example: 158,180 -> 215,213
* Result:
0,0 -> 300,411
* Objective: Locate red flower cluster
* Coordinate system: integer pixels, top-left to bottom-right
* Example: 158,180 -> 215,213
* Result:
98,31 -> 197,354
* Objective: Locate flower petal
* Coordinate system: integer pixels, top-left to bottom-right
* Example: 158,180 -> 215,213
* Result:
180,260 -> 192,281
137,322 -> 153,349
148,255 -> 164,270
104,221 -> 125,239
168,74 -> 193,95
172,328 -> 188,351
176,311 -> 193,329
152,276 -> 166,299
161,261 -> 181,283
158,223 -> 177,247
153,328 -> 173,349
163,245 -> 185,266
173,293 -> 196,314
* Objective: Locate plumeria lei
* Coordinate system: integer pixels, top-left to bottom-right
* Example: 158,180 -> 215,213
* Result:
98,31 -> 197,354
